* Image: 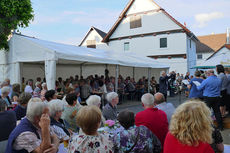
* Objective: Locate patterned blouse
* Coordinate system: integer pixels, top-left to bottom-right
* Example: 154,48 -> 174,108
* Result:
68,133 -> 113,153
112,125 -> 162,153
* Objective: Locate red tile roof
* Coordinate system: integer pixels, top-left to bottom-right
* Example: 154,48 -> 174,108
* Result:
198,33 -> 227,51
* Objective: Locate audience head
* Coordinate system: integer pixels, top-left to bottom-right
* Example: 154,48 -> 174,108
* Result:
225,67 -> 230,74
207,69 -> 215,76
170,100 -> 212,146
76,105 -> 101,135
1,86 -> 10,96
0,99 -> 7,112
27,79 -> 33,86
48,99 -> 65,119
118,110 -> 135,130
86,95 -> 101,108
154,92 -> 165,105
1,81 -> 8,88
36,77 -> 41,82
66,93 -> 78,106
41,83 -> 47,90
18,92 -> 32,106
194,71 -> 201,77
216,64 -> 225,74
12,83 -> 20,93
106,92 -> 119,106
4,78 -> 10,85
161,71 -> 166,77
26,98 -> 47,126
45,89 -> 57,102
35,82 -> 41,88
141,93 -> 154,108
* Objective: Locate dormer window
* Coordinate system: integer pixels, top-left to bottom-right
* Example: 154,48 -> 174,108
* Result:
86,40 -> 96,48
130,15 -> 142,29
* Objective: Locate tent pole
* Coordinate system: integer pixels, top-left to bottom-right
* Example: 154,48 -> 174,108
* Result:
148,68 -> 151,93
45,60 -> 56,90
115,65 -> 119,93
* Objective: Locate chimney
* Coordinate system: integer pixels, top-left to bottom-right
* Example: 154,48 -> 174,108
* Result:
227,27 -> 230,44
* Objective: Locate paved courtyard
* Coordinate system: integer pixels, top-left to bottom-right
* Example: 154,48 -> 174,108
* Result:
117,94 -> 230,145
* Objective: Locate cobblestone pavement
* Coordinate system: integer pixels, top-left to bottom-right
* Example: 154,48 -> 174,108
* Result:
117,94 -> 230,145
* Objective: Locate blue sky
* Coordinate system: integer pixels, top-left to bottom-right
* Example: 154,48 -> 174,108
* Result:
19,0 -> 230,45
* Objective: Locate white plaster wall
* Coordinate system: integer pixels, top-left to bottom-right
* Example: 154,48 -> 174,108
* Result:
212,47 -> 229,57
127,0 -> 159,15
108,33 -> 187,56
196,52 -> 213,66
186,36 -> 197,74
152,58 -> 188,74
110,11 -> 181,39
81,30 -> 109,50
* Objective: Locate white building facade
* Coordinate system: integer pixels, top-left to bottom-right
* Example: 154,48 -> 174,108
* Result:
80,0 -> 198,75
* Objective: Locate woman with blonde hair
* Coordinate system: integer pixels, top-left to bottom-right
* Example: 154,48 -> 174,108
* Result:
68,105 -> 113,153
164,100 -> 214,153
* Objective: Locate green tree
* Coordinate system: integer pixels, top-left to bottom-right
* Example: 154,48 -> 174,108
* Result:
0,0 -> 34,50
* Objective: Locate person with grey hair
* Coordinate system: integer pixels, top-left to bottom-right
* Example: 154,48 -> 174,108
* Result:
0,100 -> 16,152
24,79 -> 33,94
0,86 -> 12,107
135,93 -> 168,149
33,82 -> 42,98
48,99 -> 70,140
86,95 -> 101,107
154,92 -> 175,123
86,95 -> 106,125
102,92 -> 119,120
5,98 -> 60,153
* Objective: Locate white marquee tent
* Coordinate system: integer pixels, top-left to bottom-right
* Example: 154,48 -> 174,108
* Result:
0,33 -> 169,90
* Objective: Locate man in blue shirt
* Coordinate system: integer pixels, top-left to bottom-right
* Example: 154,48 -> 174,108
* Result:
197,69 -> 223,130
188,71 -> 203,99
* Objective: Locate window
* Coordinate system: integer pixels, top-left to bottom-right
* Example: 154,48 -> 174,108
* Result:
124,42 -> 130,51
86,40 -> 96,48
130,15 -> 142,29
160,38 -> 167,48
197,54 -> 203,59
190,39 -> 192,48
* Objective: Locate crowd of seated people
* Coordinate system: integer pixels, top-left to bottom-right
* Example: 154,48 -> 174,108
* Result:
0,90 -> 224,153
0,66 -> 228,153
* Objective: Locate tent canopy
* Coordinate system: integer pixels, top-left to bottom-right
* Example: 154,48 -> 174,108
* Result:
4,33 -> 169,89
11,34 -> 169,68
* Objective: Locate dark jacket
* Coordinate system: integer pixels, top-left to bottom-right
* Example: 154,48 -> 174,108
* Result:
5,118 -> 40,153
0,110 -> 16,141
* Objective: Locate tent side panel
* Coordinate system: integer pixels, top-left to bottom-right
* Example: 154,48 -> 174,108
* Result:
22,63 -> 45,82
56,65 -> 81,80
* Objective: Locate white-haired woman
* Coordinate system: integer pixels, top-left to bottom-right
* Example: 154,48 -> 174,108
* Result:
86,95 -> 106,125
102,92 -> 119,120
41,83 -> 47,101
48,99 -> 71,140
0,86 -> 12,107
33,82 -> 41,98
